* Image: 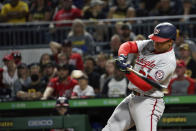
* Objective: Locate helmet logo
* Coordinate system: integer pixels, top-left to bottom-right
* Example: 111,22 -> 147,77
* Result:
154,28 -> 160,35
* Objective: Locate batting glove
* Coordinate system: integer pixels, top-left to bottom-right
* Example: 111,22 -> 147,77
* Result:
115,55 -> 129,72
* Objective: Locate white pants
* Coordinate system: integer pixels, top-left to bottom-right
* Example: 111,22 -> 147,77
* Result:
102,94 -> 165,131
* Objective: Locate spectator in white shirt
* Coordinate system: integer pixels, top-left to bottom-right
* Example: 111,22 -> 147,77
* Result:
71,73 -> 95,99
2,54 -> 18,98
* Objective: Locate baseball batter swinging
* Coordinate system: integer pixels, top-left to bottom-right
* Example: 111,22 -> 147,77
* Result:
102,22 -> 177,131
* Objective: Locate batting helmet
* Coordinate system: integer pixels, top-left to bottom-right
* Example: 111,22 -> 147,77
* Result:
56,97 -> 69,107
148,22 -> 176,42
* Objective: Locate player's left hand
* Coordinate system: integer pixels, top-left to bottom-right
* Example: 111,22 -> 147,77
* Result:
115,55 -> 130,73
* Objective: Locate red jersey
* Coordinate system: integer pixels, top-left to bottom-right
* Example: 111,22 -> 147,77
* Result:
48,76 -> 78,97
54,7 -> 82,27
69,53 -> 84,70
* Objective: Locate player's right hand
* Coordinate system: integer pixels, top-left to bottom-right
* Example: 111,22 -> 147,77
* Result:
115,55 -> 129,72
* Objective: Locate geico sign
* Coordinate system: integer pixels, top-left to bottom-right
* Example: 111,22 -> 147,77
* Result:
28,119 -> 53,127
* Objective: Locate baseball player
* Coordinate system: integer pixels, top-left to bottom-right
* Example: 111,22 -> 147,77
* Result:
102,22 -> 177,131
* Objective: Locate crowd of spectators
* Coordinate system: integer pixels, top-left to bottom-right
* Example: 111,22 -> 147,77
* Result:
0,0 -> 196,102
1,0 -> 196,23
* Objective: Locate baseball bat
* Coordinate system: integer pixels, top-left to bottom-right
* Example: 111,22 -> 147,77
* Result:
127,67 -> 168,93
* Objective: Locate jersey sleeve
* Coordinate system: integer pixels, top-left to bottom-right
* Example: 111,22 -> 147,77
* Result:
118,41 -> 138,56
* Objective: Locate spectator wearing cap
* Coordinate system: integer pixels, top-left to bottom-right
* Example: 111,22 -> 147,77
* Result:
2,54 -> 18,99
179,43 -> 196,80
168,60 -> 195,95
41,64 -> 78,100
71,73 -> 95,98
1,0 -> 29,23
14,63 -> 31,100
50,40 -> 84,70
67,19 -> 95,55
120,23 -> 136,43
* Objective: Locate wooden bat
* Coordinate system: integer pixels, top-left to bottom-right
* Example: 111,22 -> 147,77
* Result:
127,67 -> 168,94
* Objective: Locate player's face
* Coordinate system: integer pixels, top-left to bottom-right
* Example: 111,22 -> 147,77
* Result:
154,40 -> 172,53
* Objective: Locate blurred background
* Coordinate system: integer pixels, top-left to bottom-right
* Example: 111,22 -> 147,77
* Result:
0,0 -> 196,130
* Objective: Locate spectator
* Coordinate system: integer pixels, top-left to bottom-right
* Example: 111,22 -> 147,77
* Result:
168,60 -> 195,95
53,0 -> 82,27
135,0 -> 149,23
174,30 -> 196,61
84,56 -> 100,95
71,73 -> 95,98
120,23 -> 136,43
83,0 -> 105,20
41,62 -> 56,84
0,68 -> 11,101
14,63 -> 31,100
57,53 -> 76,73
107,0 -> 135,23
16,63 -> 46,100
51,0 -> 64,19
82,0 -> 108,42
2,54 -> 18,99
149,0 -> 179,22
102,65 -> 129,97
67,19 -> 95,55
49,40 -> 84,70
94,53 -> 108,76
61,40 -> 84,70
1,0 -> 29,23
39,53 -> 52,66
113,22 -> 123,36
109,34 -> 121,58
28,0 -> 52,21
41,64 -> 78,100
179,0 -> 196,22
49,41 -> 62,64
99,59 -> 115,92
179,43 -> 196,80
